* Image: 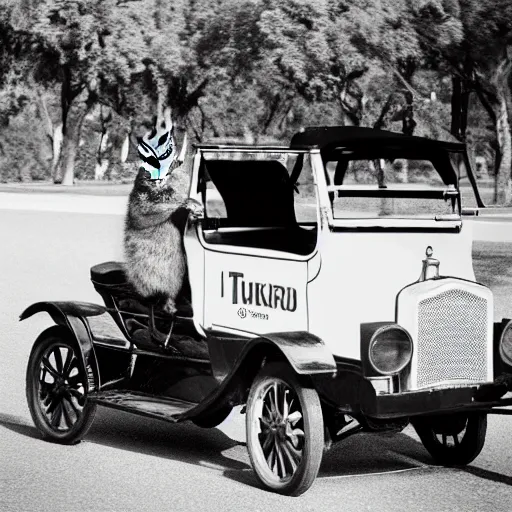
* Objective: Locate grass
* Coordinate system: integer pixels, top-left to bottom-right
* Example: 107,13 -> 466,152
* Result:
473,241 -> 512,321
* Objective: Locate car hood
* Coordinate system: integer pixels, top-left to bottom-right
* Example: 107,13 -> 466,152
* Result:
307,222 -> 477,359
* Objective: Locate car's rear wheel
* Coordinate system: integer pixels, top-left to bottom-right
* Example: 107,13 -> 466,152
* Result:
412,413 -> 487,466
26,327 -> 97,444
246,362 -> 324,496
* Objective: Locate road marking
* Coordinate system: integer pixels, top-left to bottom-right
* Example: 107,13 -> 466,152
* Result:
320,466 -> 429,480
319,451 -> 431,480
390,451 -> 430,468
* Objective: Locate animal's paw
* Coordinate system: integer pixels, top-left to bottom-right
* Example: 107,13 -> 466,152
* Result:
162,298 -> 177,316
185,198 -> 204,218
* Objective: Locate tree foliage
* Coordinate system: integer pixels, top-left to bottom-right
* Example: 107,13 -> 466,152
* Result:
0,0 -> 510,203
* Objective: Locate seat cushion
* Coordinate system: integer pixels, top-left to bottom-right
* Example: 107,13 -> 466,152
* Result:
90,261 -> 127,286
91,261 -> 193,318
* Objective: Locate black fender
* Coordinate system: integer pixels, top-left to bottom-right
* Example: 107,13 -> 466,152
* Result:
184,331 -> 336,423
255,331 -> 336,374
20,301 -> 106,391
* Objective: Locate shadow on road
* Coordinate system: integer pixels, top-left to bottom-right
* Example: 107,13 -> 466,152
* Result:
0,413 -> 41,440
462,466 -> 512,486
2,409 -> 511,490
87,407 -> 250,472
320,431 -> 429,476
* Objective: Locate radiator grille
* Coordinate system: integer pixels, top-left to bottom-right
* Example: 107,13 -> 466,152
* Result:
416,289 -> 488,389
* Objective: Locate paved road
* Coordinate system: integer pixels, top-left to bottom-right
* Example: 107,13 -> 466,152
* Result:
0,198 -> 511,512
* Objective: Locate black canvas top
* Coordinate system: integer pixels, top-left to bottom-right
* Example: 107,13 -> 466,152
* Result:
290,126 -> 466,185
290,126 -> 466,153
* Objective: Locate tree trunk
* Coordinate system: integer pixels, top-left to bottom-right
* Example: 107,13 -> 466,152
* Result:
451,75 -> 462,140
401,90 -> 416,136
59,135 -> 78,186
120,133 -> 130,163
373,93 -> 394,130
94,129 -> 110,180
495,84 -> 512,205
51,124 -> 63,177
450,75 -> 471,142
59,104 -> 91,186
398,159 -> 408,183
339,82 -> 363,126
262,93 -> 282,135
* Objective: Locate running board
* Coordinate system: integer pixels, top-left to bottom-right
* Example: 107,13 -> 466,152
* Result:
89,390 -> 197,423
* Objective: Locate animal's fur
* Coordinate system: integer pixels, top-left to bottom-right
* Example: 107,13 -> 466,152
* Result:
124,165 -> 198,315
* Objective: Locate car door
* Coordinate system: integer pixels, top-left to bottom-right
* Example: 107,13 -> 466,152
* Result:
203,248 -> 308,335
196,149 -> 317,336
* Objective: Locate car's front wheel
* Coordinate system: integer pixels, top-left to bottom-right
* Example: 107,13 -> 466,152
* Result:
412,413 -> 487,466
26,327 -> 97,444
246,362 -> 324,496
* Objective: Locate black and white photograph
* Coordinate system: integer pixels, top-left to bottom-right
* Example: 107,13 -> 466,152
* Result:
1,1 -> 511,510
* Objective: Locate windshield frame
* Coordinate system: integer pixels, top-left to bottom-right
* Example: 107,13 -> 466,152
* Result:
311,151 -> 464,232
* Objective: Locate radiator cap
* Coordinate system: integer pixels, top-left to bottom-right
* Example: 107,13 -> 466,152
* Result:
419,246 -> 440,281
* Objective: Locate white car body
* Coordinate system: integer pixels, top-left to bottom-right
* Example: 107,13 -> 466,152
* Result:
184,131 -> 495,394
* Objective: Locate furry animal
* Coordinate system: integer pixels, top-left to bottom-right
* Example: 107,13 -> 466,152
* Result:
124,110 -> 201,315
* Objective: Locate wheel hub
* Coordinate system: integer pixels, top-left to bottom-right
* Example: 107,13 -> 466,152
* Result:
276,427 -> 287,442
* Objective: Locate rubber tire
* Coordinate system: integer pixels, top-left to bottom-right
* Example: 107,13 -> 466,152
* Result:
246,362 -> 324,496
192,406 -> 233,428
26,327 -> 97,444
412,413 -> 487,466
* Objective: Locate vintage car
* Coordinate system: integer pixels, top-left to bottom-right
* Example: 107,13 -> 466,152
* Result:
22,127 -> 512,496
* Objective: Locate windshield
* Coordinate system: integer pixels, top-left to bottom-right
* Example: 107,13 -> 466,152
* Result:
325,152 -> 461,221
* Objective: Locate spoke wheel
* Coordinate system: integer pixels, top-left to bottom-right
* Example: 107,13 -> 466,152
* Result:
26,327 -> 97,444
246,362 -> 324,496
412,413 -> 487,466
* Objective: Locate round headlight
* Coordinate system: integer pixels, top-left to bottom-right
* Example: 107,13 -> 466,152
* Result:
499,320 -> 512,367
369,325 -> 413,375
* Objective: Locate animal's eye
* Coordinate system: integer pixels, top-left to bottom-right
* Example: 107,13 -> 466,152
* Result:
142,170 -> 151,180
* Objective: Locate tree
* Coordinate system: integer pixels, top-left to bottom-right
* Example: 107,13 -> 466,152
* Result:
415,0 -> 512,204
18,0 -> 158,184
461,0 -> 512,204
328,0 -> 464,136
189,0 -> 349,141
0,1 -> 32,127
0,1 -> 55,181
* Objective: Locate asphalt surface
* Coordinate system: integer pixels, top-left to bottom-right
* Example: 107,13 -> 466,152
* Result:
0,195 -> 511,512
